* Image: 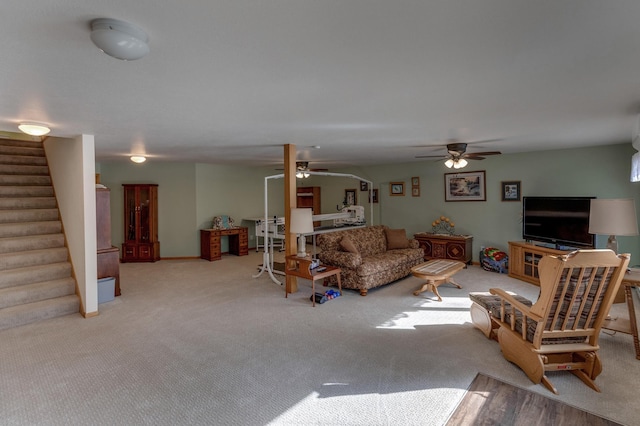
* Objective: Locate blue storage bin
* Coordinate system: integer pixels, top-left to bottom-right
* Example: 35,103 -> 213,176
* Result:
98,277 -> 115,304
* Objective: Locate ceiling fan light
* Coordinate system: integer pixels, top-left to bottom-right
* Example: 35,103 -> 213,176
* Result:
444,159 -> 454,168
454,159 -> 468,169
130,155 -> 146,163
90,18 -> 150,61
18,122 -> 50,136
296,171 -> 303,178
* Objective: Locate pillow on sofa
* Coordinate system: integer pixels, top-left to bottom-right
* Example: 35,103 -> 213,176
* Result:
385,228 -> 409,249
339,236 -> 359,253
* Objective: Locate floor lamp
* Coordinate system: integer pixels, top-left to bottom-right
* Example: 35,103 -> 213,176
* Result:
290,208 -> 314,258
589,198 -> 639,253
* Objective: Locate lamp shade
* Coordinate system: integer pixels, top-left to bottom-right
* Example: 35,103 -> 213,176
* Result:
589,198 -> 639,236
289,208 -> 314,234
90,18 -> 150,60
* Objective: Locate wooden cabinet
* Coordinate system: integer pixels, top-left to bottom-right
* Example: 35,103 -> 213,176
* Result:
508,241 -> 568,285
414,233 -> 473,264
297,186 -> 321,227
96,188 -> 120,296
122,184 -> 160,262
200,227 -> 249,261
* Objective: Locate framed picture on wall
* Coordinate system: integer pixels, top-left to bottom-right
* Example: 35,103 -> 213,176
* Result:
412,187 -> 420,197
370,188 -> 379,203
345,188 -> 357,205
390,182 -> 405,196
444,171 -> 486,202
501,181 -> 521,201
360,181 -> 368,191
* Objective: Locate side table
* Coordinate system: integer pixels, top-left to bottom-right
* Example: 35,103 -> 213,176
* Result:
602,271 -> 640,360
284,255 -> 342,307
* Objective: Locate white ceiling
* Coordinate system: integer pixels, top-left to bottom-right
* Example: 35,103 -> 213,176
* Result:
3,1 -> 640,168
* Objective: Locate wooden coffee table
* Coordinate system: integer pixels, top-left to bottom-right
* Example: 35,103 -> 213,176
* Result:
411,259 -> 465,301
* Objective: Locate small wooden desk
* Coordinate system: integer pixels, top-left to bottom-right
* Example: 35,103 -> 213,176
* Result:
602,271 -> 640,360
411,259 -> 465,301
200,228 -> 249,261
285,255 -> 342,307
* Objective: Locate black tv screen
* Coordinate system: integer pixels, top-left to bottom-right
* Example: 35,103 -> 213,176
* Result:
522,196 -> 595,249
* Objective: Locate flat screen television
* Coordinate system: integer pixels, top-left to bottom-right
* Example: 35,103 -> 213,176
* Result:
522,196 -> 595,249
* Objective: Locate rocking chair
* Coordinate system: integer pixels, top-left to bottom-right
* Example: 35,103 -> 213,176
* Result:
473,249 -> 629,394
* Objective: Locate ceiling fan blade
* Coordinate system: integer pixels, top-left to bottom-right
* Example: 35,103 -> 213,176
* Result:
469,151 -> 501,156
415,154 -> 447,159
463,155 -> 486,160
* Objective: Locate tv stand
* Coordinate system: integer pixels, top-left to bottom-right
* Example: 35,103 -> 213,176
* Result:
508,241 -> 570,286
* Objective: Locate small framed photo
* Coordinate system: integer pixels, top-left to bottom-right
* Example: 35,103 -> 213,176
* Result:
345,188 -> 357,205
360,181 -> 368,191
444,171 -> 486,202
390,182 -> 405,196
412,187 -> 420,197
501,181 -> 521,202
369,188 -> 379,203
411,176 -> 420,187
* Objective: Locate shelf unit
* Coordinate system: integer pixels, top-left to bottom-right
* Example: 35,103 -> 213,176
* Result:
508,241 -> 568,285
122,184 -> 160,262
296,186 -> 321,227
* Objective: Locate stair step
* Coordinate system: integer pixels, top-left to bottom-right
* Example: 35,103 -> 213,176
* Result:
0,262 -> 71,289
0,197 -> 56,210
0,145 -> 45,157
0,278 -> 75,310
0,208 -> 58,224
0,295 -> 79,331
0,186 -> 53,197
0,138 -> 44,149
0,234 -> 65,254
0,175 -> 51,186
0,221 -> 62,238
0,154 -> 48,166
0,164 -> 49,176
0,247 -> 68,271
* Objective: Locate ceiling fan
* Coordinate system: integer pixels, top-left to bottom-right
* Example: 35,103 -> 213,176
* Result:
276,161 -> 329,178
415,140 -> 501,169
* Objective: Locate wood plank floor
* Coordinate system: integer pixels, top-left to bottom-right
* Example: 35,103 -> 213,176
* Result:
446,374 -> 622,426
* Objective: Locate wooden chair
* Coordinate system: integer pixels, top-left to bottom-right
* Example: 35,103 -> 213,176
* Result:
487,249 -> 629,394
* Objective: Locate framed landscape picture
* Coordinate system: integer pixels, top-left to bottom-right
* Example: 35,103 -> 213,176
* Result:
501,181 -> 521,202
390,182 -> 405,196
444,171 -> 486,202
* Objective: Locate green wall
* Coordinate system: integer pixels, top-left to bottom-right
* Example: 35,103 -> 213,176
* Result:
99,142 -> 640,263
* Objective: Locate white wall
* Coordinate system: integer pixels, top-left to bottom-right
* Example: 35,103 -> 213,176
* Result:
45,135 -> 97,316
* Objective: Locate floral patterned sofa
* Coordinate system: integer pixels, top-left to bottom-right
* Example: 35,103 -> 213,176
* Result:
316,225 -> 424,296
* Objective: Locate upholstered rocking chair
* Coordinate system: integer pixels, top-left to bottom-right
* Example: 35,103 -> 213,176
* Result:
472,249 -> 629,394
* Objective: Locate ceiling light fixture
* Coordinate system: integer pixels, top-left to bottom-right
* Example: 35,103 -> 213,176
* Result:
18,122 -> 50,136
130,155 -> 146,163
444,158 -> 468,169
90,18 -> 150,61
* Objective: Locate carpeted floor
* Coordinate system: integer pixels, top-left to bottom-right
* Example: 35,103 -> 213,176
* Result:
447,373 -> 622,425
1,251 -> 639,425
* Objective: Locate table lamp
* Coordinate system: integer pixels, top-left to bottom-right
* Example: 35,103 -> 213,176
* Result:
290,208 -> 314,257
588,198 -> 639,253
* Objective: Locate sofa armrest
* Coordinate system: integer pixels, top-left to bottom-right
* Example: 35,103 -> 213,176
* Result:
318,251 -> 362,269
409,239 -> 420,249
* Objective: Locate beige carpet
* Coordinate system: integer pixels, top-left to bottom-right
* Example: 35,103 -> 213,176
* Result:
447,373 -> 622,425
1,251 -> 639,425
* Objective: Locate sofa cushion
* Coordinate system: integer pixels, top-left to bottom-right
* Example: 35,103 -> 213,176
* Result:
339,236 -> 359,253
385,228 -> 409,249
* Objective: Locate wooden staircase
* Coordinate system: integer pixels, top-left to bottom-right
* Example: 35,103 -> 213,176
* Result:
0,138 -> 79,330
